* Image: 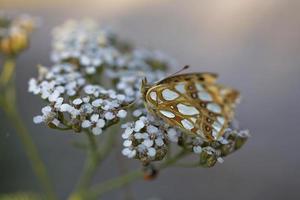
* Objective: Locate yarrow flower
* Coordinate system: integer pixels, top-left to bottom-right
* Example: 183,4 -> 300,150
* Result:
29,63 -> 129,134
51,19 -> 131,74
121,114 -> 171,164
121,110 -> 249,167
0,13 -> 37,55
29,19 -> 176,135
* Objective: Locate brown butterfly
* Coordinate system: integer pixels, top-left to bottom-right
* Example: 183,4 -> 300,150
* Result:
141,66 -> 239,142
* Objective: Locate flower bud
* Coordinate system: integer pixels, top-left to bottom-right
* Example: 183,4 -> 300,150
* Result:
199,147 -> 219,168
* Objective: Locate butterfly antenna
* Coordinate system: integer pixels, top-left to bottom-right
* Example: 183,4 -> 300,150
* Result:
169,65 -> 189,77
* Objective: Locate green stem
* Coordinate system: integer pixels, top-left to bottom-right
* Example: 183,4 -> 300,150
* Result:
71,124 -> 120,199
88,149 -> 188,199
0,57 -> 15,86
159,149 -> 188,170
0,58 -> 57,200
75,131 -> 99,191
89,170 -> 143,199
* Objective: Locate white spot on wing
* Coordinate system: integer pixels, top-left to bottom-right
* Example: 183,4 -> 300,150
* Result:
217,116 -> 225,125
207,103 -> 221,113
162,89 -> 179,101
175,83 -> 186,93
160,110 -> 175,118
181,119 -> 194,130
195,83 -> 204,91
150,91 -> 157,101
212,121 -> 222,132
198,91 -> 212,101
212,130 -> 218,139
177,104 -> 199,115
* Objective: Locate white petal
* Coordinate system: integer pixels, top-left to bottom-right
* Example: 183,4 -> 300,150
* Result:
147,147 -> 156,157
33,116 -> 43,124
91,114 -> 99,122
143,139 -> 154,148
81,120 -> 92,128
73,98 -> 83,105
155,138 -> 164,146
117,110 -> 127,118
92,127 -> 102,135
104,112 -> 115,120
193,146 -> 202,154
134,120 -> 145,132
123,140 -> 132,147
96,119 -> 105,128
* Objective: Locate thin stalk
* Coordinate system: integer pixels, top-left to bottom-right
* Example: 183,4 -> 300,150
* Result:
0,57 -> 15,86
0,57 -> 57,200
75,130 -> 99,191
71,124 -> 120,199
115,145 -> 134,200
88,149 -> 188,199
88,170 -> 143,199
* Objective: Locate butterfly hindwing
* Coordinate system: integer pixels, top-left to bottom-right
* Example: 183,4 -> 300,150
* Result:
144,73 -> 239,141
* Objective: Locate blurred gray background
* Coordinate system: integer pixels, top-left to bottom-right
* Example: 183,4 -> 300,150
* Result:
1,0 -> 300,199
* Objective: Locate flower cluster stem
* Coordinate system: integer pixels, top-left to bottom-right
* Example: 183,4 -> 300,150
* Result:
0,57 -> 57,200
87,149 -> 188,199
71,124 -> 120,199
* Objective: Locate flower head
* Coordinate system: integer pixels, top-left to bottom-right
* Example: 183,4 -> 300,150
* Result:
29,63 -> 129,134
0,14 -> 37,56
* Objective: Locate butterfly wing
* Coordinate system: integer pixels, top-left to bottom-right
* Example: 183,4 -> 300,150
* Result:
158,72 -> 218,85
144,73 -> 239,141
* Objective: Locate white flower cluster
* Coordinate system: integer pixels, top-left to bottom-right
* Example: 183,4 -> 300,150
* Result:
121,114 -> 173,163
30,19 -> 177,138
50,20 -> 176,103
122,111 -> 250,166
115,69 -> 166,103
107,49 -> 177,103
51,19 -> 127,74
196,128 -> 250,166
29,63 -> 129,135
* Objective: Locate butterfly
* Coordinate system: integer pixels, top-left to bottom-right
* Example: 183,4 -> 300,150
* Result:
141,66 -> 240,142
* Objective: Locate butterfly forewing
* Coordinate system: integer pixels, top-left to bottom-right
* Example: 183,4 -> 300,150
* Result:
144,73 -> 239,141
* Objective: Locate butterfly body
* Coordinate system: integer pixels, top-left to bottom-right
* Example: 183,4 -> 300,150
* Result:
142,72 -> 239,142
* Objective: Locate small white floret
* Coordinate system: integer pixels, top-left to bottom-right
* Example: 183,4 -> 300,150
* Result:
96,119 -> 105,128
117,110 -> 127,118
81,120 -> 92,128
92,127 -> 102,135
33,116 -> 43,124
73,98 -> 83,105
